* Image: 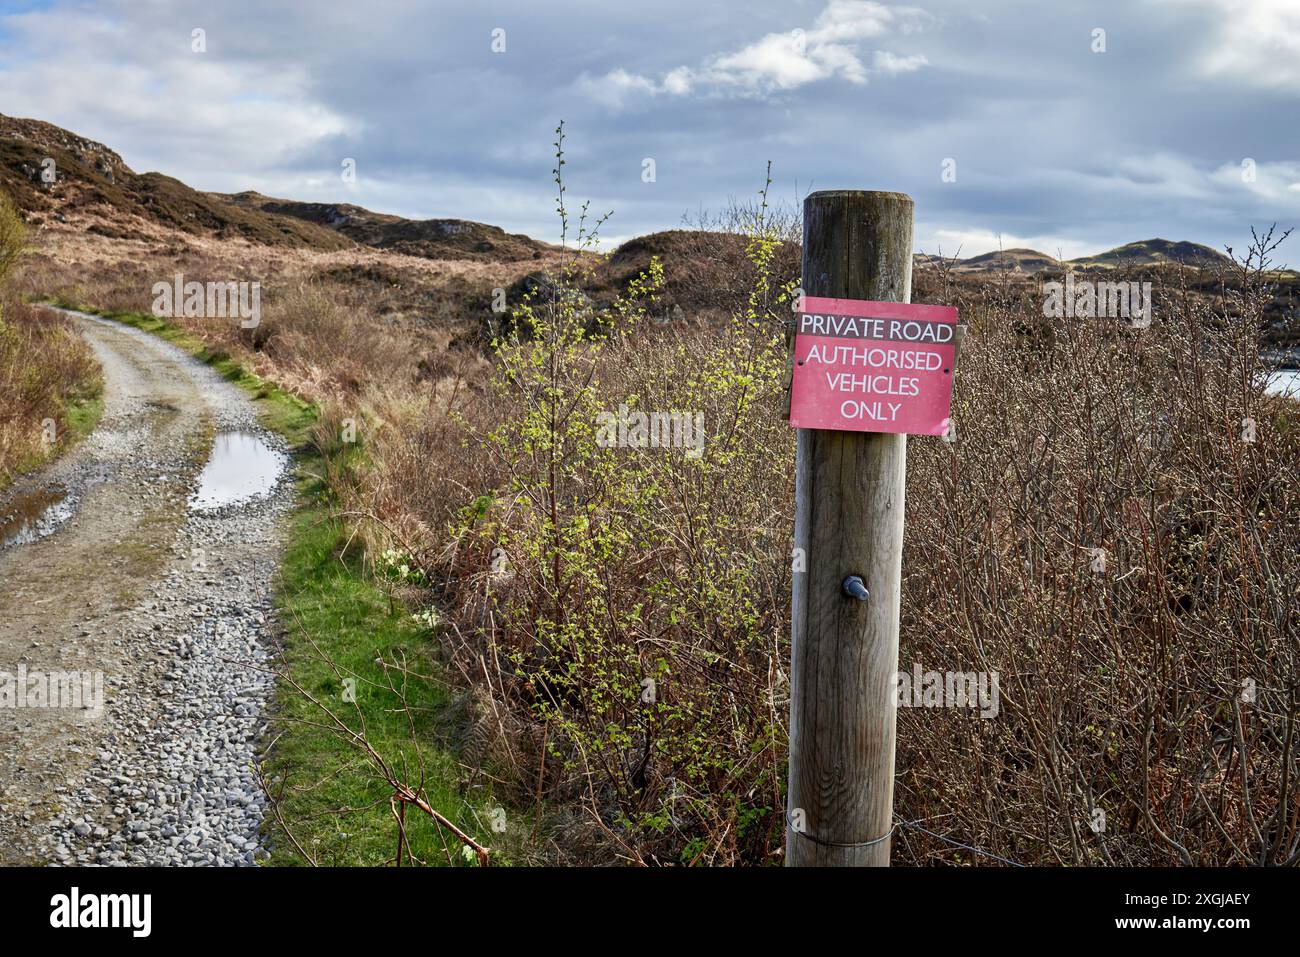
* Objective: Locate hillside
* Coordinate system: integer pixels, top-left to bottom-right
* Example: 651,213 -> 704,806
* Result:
919,241 -> 1238,275
0,114 -> 550,262
223,194 -> 552,262
0,114 -> 352,250
223,193 -> 548,261
1069,238 -> 1232,270
953,248 -> 1062,275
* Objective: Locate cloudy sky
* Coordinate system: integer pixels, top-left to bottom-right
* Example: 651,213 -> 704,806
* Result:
1,0 -> 1298,261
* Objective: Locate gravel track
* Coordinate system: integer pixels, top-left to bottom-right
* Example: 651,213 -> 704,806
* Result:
0,310 -> 293,865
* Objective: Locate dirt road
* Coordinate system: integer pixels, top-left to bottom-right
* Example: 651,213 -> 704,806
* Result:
0,309 -> 292,865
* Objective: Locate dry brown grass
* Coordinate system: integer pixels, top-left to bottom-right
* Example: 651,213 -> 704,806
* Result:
0,192 -> 102,488
16,223 -> 568,402
892,254 -> 1300,865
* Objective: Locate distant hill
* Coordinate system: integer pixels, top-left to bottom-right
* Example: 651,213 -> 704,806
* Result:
953,248 -> 1062,275
601,228 -> 801,322
1068,238 -> 1232,270
224,194 -> 551,262
915,240 -> 1237,275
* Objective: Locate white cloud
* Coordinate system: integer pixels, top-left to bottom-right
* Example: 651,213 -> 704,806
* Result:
872,50 -> 929,74
1107,153 -> 1220,201
0,3 -> 350,184
1152,0 -> 1300,89
712,31 -> 850,90
577,0 -> 934,105
662,67 -> 695,96
1212,158 -> 1300,203
1053,153 -> 1300,210
574,68 -> 661,109
916,227 -> 1098,262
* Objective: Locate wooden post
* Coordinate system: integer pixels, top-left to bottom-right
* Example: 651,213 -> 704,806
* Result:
786,190 -> 913,866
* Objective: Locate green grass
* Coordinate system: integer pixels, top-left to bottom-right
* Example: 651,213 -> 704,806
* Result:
64,392 -> 104,443
2,373 -> 104,493
43,299 -> 515,866
267,509 -> 506,866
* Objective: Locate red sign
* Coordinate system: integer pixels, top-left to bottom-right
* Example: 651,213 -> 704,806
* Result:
788,297 -> 958,436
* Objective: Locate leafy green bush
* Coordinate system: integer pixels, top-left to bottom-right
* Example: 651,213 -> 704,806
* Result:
440,139 -> 798,862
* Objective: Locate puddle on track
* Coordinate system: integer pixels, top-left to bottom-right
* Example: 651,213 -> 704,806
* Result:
190,431 -> 287,512
0,485 -> 75,549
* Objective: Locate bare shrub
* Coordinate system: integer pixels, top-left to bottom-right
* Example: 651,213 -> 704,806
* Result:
0,192 -> 102,487
896,245 -> 1299,865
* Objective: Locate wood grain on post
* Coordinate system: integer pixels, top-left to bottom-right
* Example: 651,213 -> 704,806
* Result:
786,190 -> 913,866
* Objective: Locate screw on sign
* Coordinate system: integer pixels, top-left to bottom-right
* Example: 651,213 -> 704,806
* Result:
789,297 -> 958,436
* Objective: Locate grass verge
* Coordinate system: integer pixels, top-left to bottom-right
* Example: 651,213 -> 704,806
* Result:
43,300 -> 515,866
63,393 -> 104,444
4,391 -> 104,491
268,509 -> 509,866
